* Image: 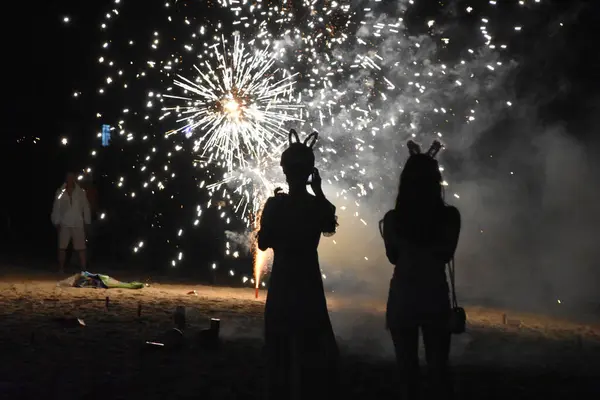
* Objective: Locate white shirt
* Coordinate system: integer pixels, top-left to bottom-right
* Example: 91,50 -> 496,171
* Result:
51,184 -> 91,228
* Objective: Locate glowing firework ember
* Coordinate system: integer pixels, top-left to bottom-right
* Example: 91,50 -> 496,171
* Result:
69,0 -> 548,284
163,33 -> 303,174
253,246 -> 270,299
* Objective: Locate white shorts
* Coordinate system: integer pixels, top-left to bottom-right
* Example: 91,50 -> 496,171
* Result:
59,227 -> 86,250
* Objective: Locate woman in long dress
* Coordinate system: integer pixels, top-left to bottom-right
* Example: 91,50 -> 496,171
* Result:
258,129 -> 339,400
381,140 -> 461,400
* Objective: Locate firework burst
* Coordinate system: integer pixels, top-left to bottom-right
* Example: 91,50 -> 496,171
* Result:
163,33 -> 303,173
68,0 -> 549,282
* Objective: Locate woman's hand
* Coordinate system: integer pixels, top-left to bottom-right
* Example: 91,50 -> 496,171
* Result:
310,168 -> 324,196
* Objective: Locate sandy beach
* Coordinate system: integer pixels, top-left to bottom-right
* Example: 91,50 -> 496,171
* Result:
0,265 -> 599,399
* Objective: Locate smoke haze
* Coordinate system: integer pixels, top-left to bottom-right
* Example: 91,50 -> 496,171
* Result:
222,0 -> 600,351
319,122 -> 600,317
306,3 -> 600,344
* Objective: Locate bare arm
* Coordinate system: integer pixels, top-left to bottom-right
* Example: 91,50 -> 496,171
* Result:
316,193 -> 337,235
311,169 -> 337,235
82,191 -> 92,225
51,191 -> 61,226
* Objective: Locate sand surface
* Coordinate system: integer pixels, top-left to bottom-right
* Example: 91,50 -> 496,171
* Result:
0,266 -> 599,399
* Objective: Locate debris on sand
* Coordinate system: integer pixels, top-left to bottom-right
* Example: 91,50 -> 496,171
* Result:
57,272 -> 144,290
198,318 -> 221,349
502,313 -> 521,327
53,317 -> 86,328
144,328 -> 185,351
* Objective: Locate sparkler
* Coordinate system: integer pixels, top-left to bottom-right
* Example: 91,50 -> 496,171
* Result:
68,0 -> 547,284
251,205 -> 270,299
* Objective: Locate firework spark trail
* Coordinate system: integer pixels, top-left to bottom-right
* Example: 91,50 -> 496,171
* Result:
75,0 -> 548,281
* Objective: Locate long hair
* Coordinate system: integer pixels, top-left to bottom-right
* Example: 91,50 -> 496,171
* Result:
393,153 -> 445,242
396,154 -> 444,209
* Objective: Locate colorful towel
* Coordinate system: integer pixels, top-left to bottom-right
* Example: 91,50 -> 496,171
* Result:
60,271 -> 144,289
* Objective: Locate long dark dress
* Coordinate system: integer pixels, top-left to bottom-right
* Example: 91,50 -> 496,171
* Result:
258,191 -> 338,400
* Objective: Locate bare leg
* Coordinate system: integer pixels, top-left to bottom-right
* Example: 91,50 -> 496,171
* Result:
78,250 -> 87,271
58,250 -> 67,273
390,326 -> 420,400
422,319 -> 453,400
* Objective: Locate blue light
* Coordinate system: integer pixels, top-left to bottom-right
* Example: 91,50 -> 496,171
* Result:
102,125 -> 111,147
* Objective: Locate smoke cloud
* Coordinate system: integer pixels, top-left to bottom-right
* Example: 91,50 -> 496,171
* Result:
228,0 -> 600,352
303,2 -> 600,346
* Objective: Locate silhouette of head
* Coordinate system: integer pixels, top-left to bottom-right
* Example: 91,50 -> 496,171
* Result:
65,172 -> 77,188
395,140 -> 444,211
280,129 -> 318,185
84,172 -> 95,185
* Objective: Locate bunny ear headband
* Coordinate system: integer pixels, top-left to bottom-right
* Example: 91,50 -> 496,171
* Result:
407,140 -> 443,159
281,129 -> 318,170
288,129 -> 318,149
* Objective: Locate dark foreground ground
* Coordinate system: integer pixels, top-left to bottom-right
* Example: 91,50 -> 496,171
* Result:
0,265 -> 599,399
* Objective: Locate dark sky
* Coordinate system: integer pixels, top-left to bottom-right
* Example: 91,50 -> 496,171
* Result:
3,1 -> 129,258
2,0 -> 599,264
3,1 -> 233,270
9,0 -> 599,139
6,1 -> 106,171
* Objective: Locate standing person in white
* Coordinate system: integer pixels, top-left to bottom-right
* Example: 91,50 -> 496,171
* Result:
51,172 -> 91,273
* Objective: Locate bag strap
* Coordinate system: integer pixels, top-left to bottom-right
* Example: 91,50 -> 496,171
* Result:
447,257 -> 459,308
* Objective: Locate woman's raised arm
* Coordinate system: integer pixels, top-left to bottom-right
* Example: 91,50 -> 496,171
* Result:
257,198 -> 276,251
317,195 -> 338,236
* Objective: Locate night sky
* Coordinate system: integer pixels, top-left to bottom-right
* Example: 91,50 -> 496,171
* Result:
2,0 -> 599,274
4,1 -> 110,258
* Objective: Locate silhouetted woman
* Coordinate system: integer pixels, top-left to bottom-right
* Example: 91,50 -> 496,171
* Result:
381,140 -> 461,400
258,129 -> 339,400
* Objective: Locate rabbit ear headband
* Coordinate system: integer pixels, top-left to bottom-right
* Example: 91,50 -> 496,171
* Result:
407,140 -> 443,159
289,129 -> 318,148
281,129 -> 318,170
